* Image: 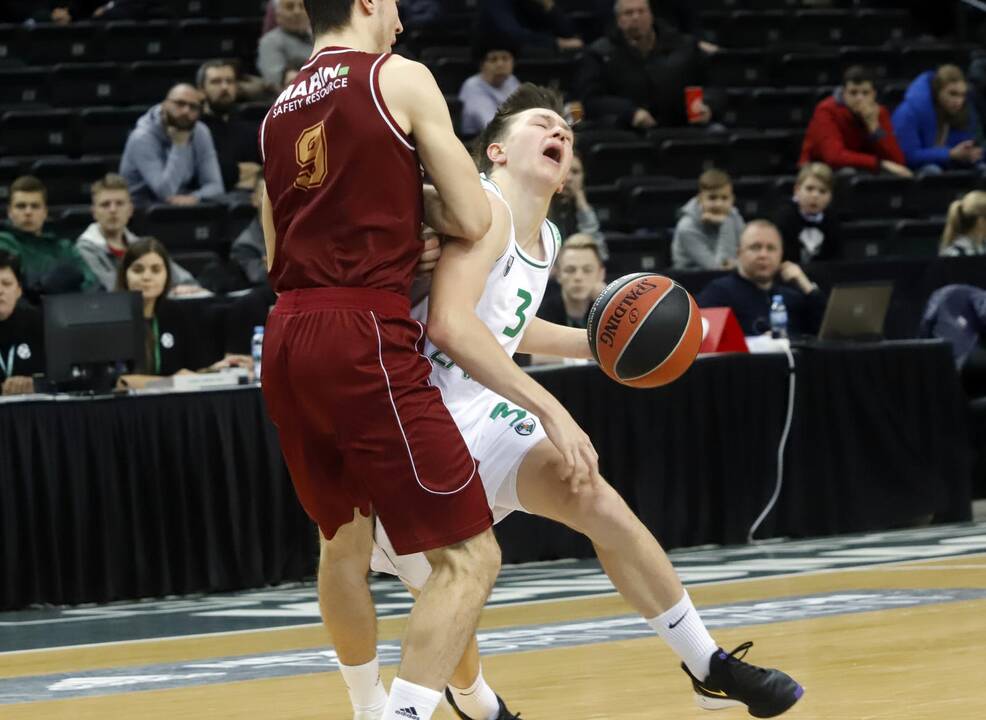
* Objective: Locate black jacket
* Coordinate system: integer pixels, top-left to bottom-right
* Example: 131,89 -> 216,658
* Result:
0,302 -> 45,382
773,199 -> 843,265
696,271 -> 826,337
200,110 -> 262,194
578,20 -> 706,128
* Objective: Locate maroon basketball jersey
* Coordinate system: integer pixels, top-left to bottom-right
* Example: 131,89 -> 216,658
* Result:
260,47 -> 423,295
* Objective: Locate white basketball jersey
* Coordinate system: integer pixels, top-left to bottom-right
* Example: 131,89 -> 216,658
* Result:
413,174 -> 561,410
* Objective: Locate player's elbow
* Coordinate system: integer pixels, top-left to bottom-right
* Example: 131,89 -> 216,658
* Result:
426,307 -> 460,351
456,202 -> 492,244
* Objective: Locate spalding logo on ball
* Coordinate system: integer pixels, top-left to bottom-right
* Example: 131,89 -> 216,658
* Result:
586,273 -> 703,388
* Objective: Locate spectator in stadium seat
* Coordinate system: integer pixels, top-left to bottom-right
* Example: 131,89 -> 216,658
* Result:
940,190 -> 986,257
892,65 -> 984,174
0,250 -> 44,396
257,0 -> 313,92
578,0 -> 713,130
197,60 -> 263,195
115,238 -> 249,389
3,1 -> 80,24
477,0 -> 584,54
0,176 -> 98,296
119,84 -> 225,206
536,234 -> 607,330
230,178 -> 270,287
800,66 -> 911,178
773,163 -> 843,265
459,39 -> 522,137
697,220 -> 826,337
548,150 -> 607,257
76,174 -> 201,294
671,169 -> 744,271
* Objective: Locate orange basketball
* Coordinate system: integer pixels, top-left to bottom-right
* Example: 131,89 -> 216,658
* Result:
586,273 -> 703,388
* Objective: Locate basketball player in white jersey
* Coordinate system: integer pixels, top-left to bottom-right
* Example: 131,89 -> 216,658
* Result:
361,84 -> 804,720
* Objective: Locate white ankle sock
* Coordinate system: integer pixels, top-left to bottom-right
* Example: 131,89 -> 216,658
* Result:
382,678 -> 442,720
448,666 -> 500,720
340,656 -> 388,713
647,590 -> 719,681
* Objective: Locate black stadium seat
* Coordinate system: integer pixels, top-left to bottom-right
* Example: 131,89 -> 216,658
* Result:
776,53 -> 841,88
623,181 -> 694,230
104,21 -> 180,62
726,131 -> 801,176
79,106 -> 145,155
604,232 -> 671,276
176,18 -> 262,61
851,9 -> 910,46
0,68 -> 49,109
707,50 -> 770,88
657,138 -> 728,178
514,57 -> 578,95
892,219 -> 944,257
837,48 -> 897,84
138,204 -> 228,253
30,157 -> 112,206
842,219 -> 896,259
129,61 -> 201,105
0,110 -> 77,156
843,176 -> 912,220
717,11 -> 788,49
0,24 -> 23,67
582,141 -> 659,184
790,10 -> 853,46
910,172 -> 980,218
51,63 -> 128,108
430,56 -> 473,96
22,22 -> 101,65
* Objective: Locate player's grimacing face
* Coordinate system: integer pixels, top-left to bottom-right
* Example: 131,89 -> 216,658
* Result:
502,109 -> 573,188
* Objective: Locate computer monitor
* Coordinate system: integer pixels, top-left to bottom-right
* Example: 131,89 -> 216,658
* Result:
817,282 -> 894,342
43,291 -> 145,392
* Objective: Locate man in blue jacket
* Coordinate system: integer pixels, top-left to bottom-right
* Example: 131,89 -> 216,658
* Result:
697,220 -> 826,337
119,84 -> 225,206
891,65 -> 983,173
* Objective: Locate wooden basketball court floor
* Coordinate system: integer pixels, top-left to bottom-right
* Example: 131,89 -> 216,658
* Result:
2,523 -> 985,719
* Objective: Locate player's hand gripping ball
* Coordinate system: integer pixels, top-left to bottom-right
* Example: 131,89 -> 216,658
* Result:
586,273 -> 703,388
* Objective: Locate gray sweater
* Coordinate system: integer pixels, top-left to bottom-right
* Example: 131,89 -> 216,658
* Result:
671,196 -> 746,271
257,27 -> 313,88
76,223 -> 200,291
119,105 -> 225,205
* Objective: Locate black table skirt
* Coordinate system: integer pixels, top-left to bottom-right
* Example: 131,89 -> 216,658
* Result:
0,341 -> 971,610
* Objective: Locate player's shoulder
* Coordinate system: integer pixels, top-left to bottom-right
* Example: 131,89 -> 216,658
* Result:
378,54 -> 434,83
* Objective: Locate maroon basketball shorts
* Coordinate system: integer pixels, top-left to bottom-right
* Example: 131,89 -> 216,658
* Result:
261,287 -> 492,554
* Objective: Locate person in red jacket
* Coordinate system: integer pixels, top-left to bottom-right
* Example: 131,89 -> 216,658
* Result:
800,66 -> 912,177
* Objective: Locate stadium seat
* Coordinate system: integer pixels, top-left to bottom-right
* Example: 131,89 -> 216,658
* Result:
726,131 -> 801,176
138,204 -> 228,252
837,47 -> 897,84
842,219 -> 896,259
0,68 -> 49,109
708,50 -> 770,88
129,61 -> 201,105
892,219 -> 944,257
0,24 -> 23,67
104,21 -> 180,62
22,22 -> 102,65
790,10 -> 853,46
176,18 -> 262,61
584,184 -> 622,229
851,9 -> 910,46
0,158 -> 26,204
170,250 -> 222,278
430,57 -> 473,96
0,110 -> 77,156
51,63 -> 128,108
748,88 -> 818,129
418,46 -> 471,63
898,45 -> 974,81
732,176 -> 778,220
717,11 -> 789,49
47,206 -> 98,242
30,157 -> 112,205
909,172 -> 980,218
623,181 -> 694,230
582,141 -> 659,184
79,106 -> 145,155
657,138 -> 728,178
842,176 -> 912,219
514,57 -> 578,95
777,53 -> 841,88
604,232 -> 671,276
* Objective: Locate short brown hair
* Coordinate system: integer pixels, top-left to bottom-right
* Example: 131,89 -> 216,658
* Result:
795,162 -> 833,192
559,233 -> 605,265
91,173 -> 131,200
9,176 -> 47,203
698,169 -> 731,193
472,83 -> 565,174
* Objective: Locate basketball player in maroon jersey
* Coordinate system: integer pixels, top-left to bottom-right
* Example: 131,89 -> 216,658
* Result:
256,2 -> 527,718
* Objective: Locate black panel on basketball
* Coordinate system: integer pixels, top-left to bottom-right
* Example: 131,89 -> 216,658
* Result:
586,272 -> 649,364
613,284 -> 691,380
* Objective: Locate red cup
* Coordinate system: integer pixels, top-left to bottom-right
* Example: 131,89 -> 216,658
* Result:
685,86 -> 705,123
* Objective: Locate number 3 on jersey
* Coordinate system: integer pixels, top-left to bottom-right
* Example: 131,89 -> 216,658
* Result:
503,289 -> 533,338
294,123 -> 328,191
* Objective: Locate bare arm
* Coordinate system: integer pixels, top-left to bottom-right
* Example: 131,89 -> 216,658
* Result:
517,317 -> 593,360
429,198 -> 598,490
261,186 -> 276,272
378,57 -> 491,243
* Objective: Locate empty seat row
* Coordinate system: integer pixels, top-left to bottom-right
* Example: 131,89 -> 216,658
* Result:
0,19 -> 260,67
701,9 -> 911,49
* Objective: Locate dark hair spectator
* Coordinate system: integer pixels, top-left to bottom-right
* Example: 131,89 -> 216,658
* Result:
0,177 -> 98,296
119,84 -> 225,206
696,220 -> 826,337
459,39 -> 522,137
0,249 -> 45,396
773,163 -> 843,265
578,0 -> 712,130
671,169 -> 744,270
76,174 -> 201,293
892,65 -> 984,173
476,0 -> 583,55
941,190 -> 986,257
800,66 -> 911,177
258,0 -> 314,91
197,60 -> 264,195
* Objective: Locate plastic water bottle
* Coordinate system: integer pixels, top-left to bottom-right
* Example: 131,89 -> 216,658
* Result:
251,325 -> 265,383
769,295 -> 789,339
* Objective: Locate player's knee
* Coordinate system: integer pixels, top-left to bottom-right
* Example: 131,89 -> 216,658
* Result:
427,528 -> 501,588
319,529 -> 372,575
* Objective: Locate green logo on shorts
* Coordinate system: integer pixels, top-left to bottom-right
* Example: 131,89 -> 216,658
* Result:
490,402 -> 527,427
514,417 -> 537,436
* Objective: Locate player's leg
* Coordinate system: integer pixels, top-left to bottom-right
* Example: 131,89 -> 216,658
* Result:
318,514 -> 388,719
516,439 -> 803,717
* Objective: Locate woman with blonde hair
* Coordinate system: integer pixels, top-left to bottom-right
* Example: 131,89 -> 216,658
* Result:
941,191 -> 986,256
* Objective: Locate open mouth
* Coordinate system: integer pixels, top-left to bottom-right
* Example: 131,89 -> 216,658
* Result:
542,144 -> 563,164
